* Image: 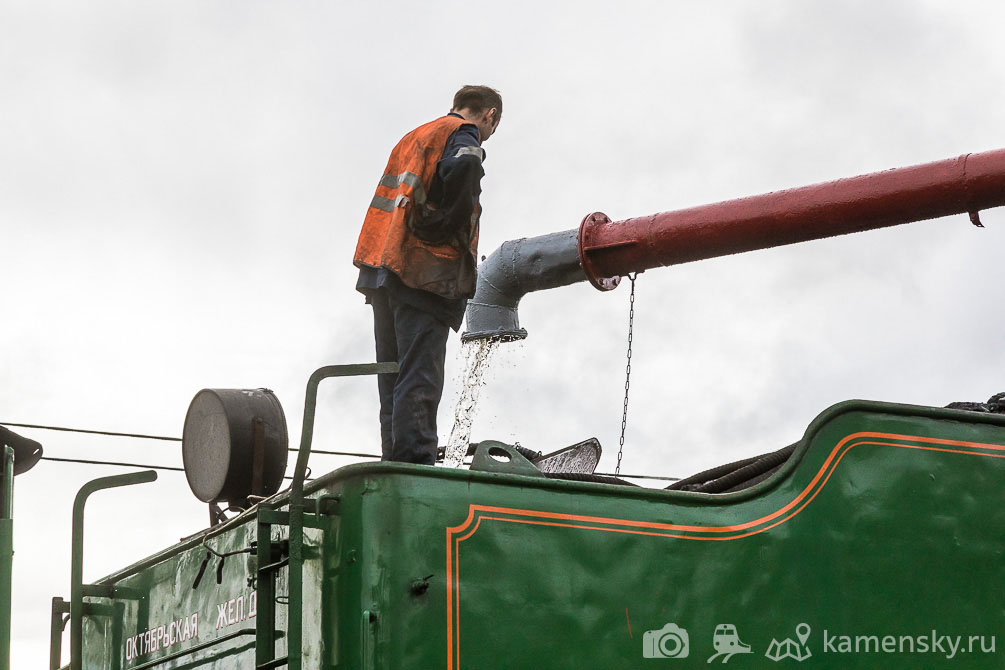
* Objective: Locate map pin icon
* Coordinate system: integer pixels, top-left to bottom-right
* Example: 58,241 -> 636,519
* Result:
796,623 -> 811,646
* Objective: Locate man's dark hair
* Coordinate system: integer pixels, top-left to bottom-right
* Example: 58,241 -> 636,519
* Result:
452,85 -> 502,119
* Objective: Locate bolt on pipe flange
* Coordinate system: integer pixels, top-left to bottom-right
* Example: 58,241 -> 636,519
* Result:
578,212 -> 622,292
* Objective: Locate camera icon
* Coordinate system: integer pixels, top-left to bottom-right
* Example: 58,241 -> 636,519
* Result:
643,622 -> 690,658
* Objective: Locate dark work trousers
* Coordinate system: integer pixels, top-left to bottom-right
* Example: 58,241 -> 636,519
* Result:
370,288 -> 450,465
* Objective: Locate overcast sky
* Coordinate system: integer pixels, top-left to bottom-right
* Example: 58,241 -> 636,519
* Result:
3,1 -> 1005,665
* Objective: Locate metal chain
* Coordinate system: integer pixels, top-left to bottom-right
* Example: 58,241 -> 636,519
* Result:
615,273 -> 637,476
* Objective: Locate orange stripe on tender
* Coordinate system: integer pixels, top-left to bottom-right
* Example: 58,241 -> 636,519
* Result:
470,439 -> 1004,538
455,433 -> 1005,535
451,515 -> 487,667
470,443 -> 1003,541
443,431 -> 1005,668
446,505 -> 479,534
445,527 -> 453,670
447,505 -> 486,668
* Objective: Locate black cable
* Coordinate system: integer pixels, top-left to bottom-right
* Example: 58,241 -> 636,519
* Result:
8,422 -> 679,480
667,454 -> 763,490
595,472 -> 680,482
40,456 -> 305,480
294,448 -> 379,458
2,422 -> 381,459
1,422 -> 180,442
723,464 -> 784,493
41,456 -> 184,471
513,444 -> 544,462
689,444 -> 797,494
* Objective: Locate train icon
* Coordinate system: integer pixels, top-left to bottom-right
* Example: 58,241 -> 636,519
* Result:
707,624 -> 753,663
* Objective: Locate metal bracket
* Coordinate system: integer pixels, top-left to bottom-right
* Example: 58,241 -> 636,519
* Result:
314,494 -> 340,516
251,416 -> 266,497
469,441 -> 545,477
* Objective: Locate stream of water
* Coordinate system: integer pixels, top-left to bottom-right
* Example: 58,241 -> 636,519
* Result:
443,337 -> 503,467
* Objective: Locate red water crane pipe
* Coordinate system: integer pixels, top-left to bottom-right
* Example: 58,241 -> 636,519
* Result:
578,149 -> 1005,290
463,148 -> 1005,341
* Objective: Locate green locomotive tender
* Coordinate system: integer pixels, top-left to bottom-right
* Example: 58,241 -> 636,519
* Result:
57,390 -> 1005,669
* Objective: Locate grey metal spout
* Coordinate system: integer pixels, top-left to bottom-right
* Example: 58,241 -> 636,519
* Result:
462,229 -> 587,341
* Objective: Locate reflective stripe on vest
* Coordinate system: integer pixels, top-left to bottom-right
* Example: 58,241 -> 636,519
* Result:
376,171 -> 427,204
369,195 -> 394,212
369,192 -> 411,213
453,146 -> 485,161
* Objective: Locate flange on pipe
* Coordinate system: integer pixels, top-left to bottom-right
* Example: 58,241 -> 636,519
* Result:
577,211 -> 624,292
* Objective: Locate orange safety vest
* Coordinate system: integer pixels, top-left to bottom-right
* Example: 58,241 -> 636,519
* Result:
353,115 -> 482,300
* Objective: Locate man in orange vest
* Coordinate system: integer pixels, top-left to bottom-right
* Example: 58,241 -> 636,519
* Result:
354,85 -> 502,464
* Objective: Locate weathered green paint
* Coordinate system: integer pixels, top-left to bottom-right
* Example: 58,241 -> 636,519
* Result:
1,446 -> 13,670
72,400 -> 1005,669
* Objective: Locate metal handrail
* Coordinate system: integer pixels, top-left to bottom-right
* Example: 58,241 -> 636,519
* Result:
67,470 -> 157,670
0,447 -> 13,670
265,362 -> 397,670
